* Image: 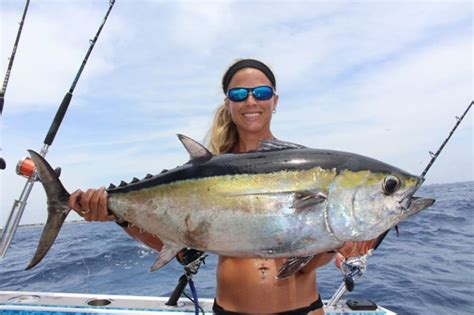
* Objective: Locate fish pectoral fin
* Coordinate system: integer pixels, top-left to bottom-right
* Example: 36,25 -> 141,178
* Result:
292,190 -> 327,211
276,255 -> 314,279
223,190 -> 328,208
177,134 -> 213,162
149,243 -> 181,272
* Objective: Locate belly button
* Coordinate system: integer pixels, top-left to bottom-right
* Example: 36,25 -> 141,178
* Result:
259,266 -> 269,280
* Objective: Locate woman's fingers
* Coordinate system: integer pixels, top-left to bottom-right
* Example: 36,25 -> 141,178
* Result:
337,239 -> 378,258
68,189 -> 84,213
335,253 -> 344,269
96,187 -> 114,221
82,189 -> 96,221
67,188 -> 113,222
89,188 -> 102,221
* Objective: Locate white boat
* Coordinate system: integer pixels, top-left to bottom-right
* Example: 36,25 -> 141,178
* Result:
0,290 -> 396,314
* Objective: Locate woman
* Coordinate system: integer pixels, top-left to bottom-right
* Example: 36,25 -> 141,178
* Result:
69,59 -> 376,314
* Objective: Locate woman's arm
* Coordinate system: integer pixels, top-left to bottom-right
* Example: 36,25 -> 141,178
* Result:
337,240 -> 378,258
334,239 -> 379,269
300,251 -> 336,274
122,225 -> 164,251
299,237 -> 379,274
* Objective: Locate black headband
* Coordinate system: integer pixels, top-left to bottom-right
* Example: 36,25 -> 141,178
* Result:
222,59 -> 276,93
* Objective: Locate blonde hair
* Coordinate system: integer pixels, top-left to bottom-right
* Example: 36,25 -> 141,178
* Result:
206,103 -> 238,154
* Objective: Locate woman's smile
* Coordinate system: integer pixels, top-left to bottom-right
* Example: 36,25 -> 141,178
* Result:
226,68 -> 278,138
242,111 -> 263,119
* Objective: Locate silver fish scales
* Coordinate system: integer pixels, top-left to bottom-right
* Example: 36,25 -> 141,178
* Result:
26,135 -> 434,277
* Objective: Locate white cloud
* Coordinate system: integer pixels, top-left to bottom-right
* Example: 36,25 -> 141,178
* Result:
1,1 -> 123,112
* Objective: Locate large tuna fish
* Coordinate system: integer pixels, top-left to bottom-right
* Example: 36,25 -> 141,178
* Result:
27,135 -> 434,277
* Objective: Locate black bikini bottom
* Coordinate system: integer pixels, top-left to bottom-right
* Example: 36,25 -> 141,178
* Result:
212,295 -> 323,315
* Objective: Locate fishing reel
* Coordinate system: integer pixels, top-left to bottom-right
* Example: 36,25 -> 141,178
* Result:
16,157 -> 37,179
340,254 -> 369,292
16,156 -> 61,180
327,253 -> 371,308
176,248 -> 207,275
165,249 -> 207,307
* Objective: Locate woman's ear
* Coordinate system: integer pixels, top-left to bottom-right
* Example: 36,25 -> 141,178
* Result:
273,94 -> 279,112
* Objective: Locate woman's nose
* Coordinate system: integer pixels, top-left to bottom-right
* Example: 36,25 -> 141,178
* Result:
244,93 -> 258,106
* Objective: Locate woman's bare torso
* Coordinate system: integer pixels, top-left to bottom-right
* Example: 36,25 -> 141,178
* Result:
216,256 -> 324,314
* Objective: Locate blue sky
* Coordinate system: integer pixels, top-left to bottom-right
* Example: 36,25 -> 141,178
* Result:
1,0 -> 473,224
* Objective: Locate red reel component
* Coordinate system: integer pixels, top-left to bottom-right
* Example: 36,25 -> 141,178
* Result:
16,157 -> 36,178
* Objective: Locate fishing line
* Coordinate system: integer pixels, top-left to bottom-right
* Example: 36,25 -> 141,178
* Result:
0,0 -> 116,259
72,232 -> 91,292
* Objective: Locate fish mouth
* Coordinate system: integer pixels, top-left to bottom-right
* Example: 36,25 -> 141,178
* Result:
399,177 -> 424,210
399,177 -> 435,219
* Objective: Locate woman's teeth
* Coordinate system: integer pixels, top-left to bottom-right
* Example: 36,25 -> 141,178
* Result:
243,112 -> 261,117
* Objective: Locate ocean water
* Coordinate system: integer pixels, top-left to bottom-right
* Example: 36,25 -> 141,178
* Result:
0,181 -> 472,315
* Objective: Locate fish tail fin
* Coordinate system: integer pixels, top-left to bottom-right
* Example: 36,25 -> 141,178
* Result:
26,150 -> 71,270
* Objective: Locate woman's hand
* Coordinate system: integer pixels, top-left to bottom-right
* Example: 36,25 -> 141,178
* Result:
337,239 -> 378,258
335,239 -> 378,269
68,187 -> 163,251
68,187 -> 115,222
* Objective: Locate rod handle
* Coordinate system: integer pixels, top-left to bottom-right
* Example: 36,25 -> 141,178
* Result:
165,274 -> 189,306
44,92 -> 72,145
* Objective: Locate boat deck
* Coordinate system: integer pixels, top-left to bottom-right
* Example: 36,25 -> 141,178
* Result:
0,291 -> 396,314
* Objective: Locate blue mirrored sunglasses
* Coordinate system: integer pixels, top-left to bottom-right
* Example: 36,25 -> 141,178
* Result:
227,85 -> 274,102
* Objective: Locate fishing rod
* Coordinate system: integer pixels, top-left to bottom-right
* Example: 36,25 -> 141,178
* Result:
0,0 -> 116,259
0,0 -> 30,170
370,100 -> 474,252
0,0 -> 30,116
166,249 -> 207,315
327,100 -> 473,308
420,101 -> 472,178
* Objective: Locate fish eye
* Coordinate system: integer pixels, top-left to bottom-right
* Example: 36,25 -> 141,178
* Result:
382,175 -> 401,195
